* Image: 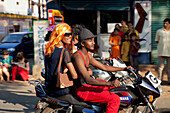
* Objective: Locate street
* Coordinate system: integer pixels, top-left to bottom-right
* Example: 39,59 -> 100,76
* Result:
0,57 -> 170,113
0,78 -> 170,113
0,81 -> 39,113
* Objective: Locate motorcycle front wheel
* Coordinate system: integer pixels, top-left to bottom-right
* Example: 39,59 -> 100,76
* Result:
125,105 -> 150,113
35,108 -> 42,113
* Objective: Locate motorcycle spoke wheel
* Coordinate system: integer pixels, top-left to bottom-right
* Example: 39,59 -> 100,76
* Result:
42,106 -> 66,113
125,105 -> 150,113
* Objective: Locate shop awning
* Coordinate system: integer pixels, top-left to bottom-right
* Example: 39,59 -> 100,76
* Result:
0,13 -> 38,19
61,0 -> 130,10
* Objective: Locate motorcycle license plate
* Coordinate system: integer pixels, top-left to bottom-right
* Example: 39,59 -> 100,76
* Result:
145,71 -> 161,88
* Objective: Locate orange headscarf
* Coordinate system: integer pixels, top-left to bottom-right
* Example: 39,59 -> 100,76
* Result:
45,23 -> 72,55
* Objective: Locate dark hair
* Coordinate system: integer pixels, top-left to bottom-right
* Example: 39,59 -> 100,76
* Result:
2,49 -> 9,55
124,33 -> 129,37
127,21 -> 133,24
77,40 -> 85,49
72,24 -> 85,40
130,33 -> 137,38
15,51 -> 24,61
115,24 -> 120,27
163,18 -> 170,23
121,20 -> 127,23
114,28 -> 119,32
44,31 -> 52,41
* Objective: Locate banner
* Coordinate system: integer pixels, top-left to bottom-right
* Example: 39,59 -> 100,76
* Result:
48,9 -> 64,26
33,20 -> 48,78
134,1 -> 151,52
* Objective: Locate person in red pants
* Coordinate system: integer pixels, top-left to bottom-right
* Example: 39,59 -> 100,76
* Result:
12,52 -> 30,81
72,28 -> 133,113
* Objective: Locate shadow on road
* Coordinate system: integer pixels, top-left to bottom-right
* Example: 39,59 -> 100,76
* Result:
0,81 -> 39,113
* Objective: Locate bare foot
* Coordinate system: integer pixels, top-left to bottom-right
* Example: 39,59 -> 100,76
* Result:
0,80 -> 5,83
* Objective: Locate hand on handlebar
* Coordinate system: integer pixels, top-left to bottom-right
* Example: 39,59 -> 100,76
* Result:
124,66 -> 134,71
110,79 -> 120,87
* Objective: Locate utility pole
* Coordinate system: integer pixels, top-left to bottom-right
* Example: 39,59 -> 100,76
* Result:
38,0 -> 41,19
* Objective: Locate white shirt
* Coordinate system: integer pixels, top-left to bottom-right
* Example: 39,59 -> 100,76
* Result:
155,28 -> 170,56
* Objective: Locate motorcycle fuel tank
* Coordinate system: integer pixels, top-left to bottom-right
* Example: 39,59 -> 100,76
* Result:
109,86 -> 138,108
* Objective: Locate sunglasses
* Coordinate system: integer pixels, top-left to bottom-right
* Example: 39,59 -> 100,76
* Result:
64,33 -> 72,36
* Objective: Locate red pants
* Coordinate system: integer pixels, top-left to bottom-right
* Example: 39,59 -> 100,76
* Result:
76,80 -> 120,113
12,66 -> 29,81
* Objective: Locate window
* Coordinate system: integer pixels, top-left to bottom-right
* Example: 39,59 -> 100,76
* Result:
23,35 -> 30,42
100,10 -> 128,33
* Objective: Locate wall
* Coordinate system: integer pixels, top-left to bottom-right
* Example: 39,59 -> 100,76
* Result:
0,0 -> 28,15
97,34 -> 111,58
0,16 -> 31,40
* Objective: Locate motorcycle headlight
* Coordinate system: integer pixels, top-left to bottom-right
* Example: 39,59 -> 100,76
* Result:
7,48 -> 15,52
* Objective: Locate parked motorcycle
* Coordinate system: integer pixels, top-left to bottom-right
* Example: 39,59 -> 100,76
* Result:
29,58 -> 162,113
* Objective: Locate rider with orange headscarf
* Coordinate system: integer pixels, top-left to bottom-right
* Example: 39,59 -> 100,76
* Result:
44,23 -> 78,96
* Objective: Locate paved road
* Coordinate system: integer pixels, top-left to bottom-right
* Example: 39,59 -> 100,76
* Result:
0,58 -> 170,113
0,81 -> 39,113
0,80 -> 170,113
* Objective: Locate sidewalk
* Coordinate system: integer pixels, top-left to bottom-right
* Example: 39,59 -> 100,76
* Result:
138,64 -> 168,82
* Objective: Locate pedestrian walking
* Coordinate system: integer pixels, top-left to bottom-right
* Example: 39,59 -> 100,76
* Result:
155,18 -> 170,83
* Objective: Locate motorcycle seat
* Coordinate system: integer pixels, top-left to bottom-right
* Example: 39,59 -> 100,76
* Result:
51,94 -> 101,108
43,85 -> 101,108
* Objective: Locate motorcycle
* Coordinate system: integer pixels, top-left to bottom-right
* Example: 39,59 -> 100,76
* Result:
29,58 -> 162,113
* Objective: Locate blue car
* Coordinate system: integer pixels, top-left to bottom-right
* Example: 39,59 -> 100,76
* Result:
0,32 -> 34,58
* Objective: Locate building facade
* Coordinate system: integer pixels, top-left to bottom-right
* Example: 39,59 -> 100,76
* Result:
0,0 -> 47,40
46,0 -> 170,64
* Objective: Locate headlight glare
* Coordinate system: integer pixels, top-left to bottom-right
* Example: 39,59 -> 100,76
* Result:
7,48 -> 15,51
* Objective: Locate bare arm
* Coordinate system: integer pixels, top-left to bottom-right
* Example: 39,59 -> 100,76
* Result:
72,53 -> 113,86
118,39 -> 121,45
66,62 -> 78,79
155,30 -> 159,44
90,55 -> 126,72
132,42 -> 140,50
25,62 -> 30,71
109,41 -> 114,46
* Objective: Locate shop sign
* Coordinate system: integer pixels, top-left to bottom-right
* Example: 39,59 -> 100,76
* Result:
48,9 -> 64,26
33,20 -> 48,70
